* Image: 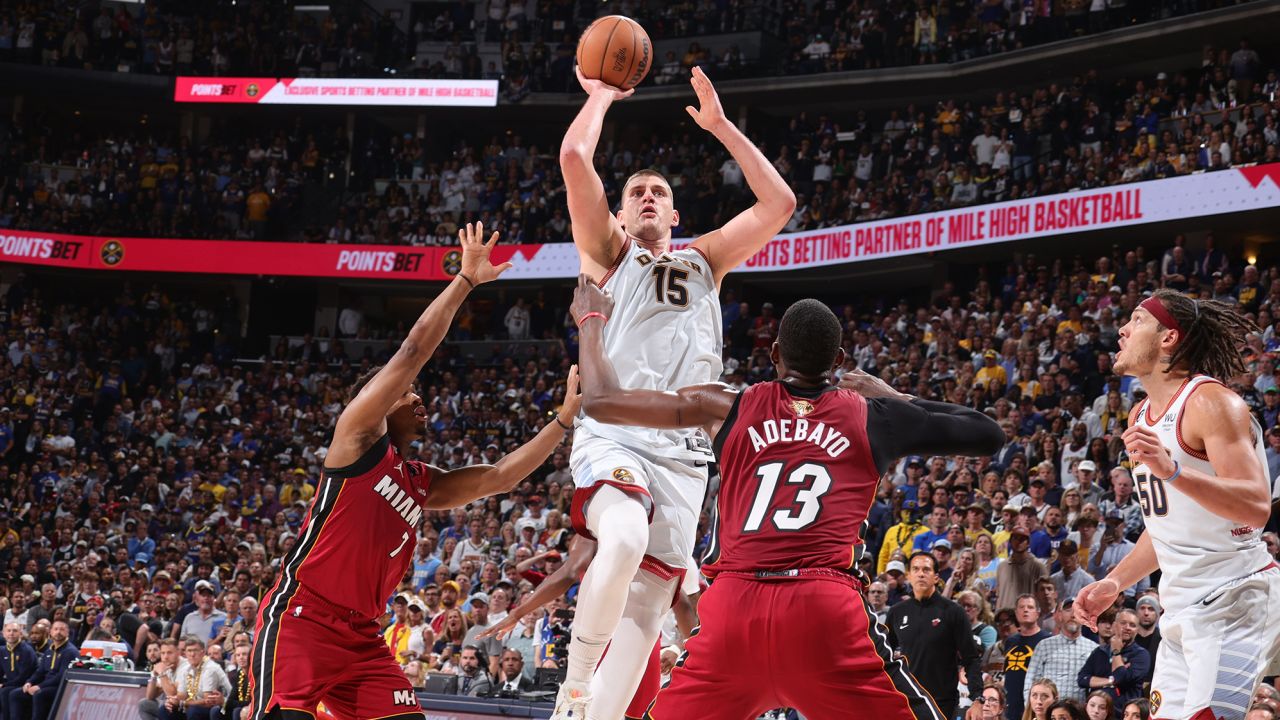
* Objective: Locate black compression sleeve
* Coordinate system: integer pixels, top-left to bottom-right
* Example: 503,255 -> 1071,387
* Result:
865,397 -> 1005,474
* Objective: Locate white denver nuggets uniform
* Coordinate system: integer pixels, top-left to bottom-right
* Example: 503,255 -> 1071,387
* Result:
1130,375 -> 1280,720
571,239 -> 722,571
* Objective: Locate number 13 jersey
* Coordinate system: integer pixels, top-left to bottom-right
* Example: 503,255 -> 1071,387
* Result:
577,239 -> 723,461
1130,374 -> 1272,616
703,381 -> 878,578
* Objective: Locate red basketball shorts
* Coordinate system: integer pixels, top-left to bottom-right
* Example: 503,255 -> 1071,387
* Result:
249,583 -> 422,720
644,572 -> 944,720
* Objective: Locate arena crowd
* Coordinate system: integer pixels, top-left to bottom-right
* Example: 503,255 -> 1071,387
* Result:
0,234 -> 1278,719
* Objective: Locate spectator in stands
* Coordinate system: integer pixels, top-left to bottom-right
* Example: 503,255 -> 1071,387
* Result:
997,528 -> 1048,611
1080,609 -> 1150,712
494,648 -> 534,695
1025,600 -> 1098,704
1002,594 -> 1051,720
1132,595 -> 1162,683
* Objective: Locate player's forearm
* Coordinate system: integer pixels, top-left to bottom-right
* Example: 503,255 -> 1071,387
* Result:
1168,466 -> 1272,528
486,420 -> 568,489
401,276 -> 472,361
1101,532 -> 1159,591
559,94 -> 613,163
710,122 -> 795,219
578,320 -> 621,400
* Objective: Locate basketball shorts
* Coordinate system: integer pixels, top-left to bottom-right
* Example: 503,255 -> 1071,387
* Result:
249,583 -> 423,720
1149,562 -> 1280,720
569,431 -> 708,573
644,571 -> 945,720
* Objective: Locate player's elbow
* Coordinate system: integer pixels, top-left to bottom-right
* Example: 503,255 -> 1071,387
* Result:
1245,498 -> 1272,530
558,144 -> 591,169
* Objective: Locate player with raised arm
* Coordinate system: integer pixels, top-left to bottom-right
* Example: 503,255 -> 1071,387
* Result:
1073,290 -> 1280,720
247,224 -> 582,720
569,277 -> 1004,720
554,63 -> 796,719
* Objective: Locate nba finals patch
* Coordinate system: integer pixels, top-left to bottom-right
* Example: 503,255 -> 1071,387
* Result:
1149,691 -> 1161,714
790,399 -> 814,417
612,468 -> 635,484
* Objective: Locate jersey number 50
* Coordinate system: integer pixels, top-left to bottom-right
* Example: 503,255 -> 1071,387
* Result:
1132,470 -> 1169,518
743,461 -> 833,533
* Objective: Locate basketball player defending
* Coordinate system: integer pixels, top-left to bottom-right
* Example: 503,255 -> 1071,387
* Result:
555,65 -> 795,718
248,223 -> 582,720
570,278 -> 1004,719
1074,289 -> 1280,720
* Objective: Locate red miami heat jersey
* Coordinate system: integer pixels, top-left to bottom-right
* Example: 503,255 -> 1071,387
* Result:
262,435 -> 432,621
703,381 -> 879,578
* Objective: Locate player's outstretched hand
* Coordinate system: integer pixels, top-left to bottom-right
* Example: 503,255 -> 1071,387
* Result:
458,221 -> 513,285
575,64 -> 634,101
838,367 -> 908,400
684,66 -> 727,133
1120,424 -> 1176,478
570,273 -> 614,325
1073,577 -> 1121,632
475,612 -> 521,642
558,365 -> 582,425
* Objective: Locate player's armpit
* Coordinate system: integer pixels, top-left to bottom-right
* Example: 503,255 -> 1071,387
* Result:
582,382 -> 737,433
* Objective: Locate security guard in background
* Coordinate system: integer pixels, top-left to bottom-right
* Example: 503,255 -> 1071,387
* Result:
0,621 -> 36,718
887,551 -> 984,720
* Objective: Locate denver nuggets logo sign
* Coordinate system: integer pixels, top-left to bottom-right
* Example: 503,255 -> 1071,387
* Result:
441,250 -> 462,276
100,240 -> 125,266
790,399 -> 814,417
1149,691 -> 1161,714
612,468 -> 635,484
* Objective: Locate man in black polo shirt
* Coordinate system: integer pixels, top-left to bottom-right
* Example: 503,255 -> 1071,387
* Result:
888,551 -> 984,720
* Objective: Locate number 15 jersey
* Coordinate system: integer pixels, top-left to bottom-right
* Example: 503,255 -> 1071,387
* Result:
576,239 -> 723,461
703,381 -> 878,578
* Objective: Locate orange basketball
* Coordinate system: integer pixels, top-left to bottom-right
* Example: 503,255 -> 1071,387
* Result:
575,15 -> 652,91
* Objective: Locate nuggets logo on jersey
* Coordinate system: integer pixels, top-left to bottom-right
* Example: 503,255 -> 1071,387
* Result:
1149,690 -> 1162,714
612,468 -> 635,484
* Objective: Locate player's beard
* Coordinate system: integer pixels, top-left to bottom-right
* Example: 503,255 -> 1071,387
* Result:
1114,340 -> 1157,376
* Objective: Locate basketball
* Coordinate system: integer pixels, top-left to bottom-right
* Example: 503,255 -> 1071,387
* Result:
576,15 -> 652,91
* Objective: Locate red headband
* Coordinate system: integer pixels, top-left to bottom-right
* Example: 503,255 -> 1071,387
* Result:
1138,296 -> 1183,335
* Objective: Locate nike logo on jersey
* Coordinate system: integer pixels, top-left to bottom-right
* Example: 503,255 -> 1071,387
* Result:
747,417 -> 851,458
374,475 -> 424,527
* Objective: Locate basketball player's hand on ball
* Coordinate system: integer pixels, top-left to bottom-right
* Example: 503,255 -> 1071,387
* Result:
1073,577 -> 1121,632
570,273 -> 614,325
1120,424 -> 1176,478
837,368 -> 909,400
458,221 -> 513,285
684,66 -> 727,133
575,64 -> 634,101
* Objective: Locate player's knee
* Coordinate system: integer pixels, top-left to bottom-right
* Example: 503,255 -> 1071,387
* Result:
599,520 -> 648,568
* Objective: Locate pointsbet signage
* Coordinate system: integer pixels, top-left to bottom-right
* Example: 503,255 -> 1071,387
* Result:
174,77 -> 499,107
3,165 -> 1278,280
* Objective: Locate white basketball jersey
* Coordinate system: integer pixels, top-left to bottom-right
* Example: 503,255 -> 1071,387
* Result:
1131,374 -> 1273,616
577,239 -> 722,460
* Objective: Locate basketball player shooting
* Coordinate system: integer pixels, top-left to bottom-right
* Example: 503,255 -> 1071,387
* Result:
554,63 -> 796,718
570,277 -> 1003,720
247,223 -> 582,720
1073,289 -> 1280,720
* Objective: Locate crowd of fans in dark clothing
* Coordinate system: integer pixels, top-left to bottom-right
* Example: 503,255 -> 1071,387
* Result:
0,0 -> 1259,88
1,40 -> 1277,247
0,234 -> 1279,718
